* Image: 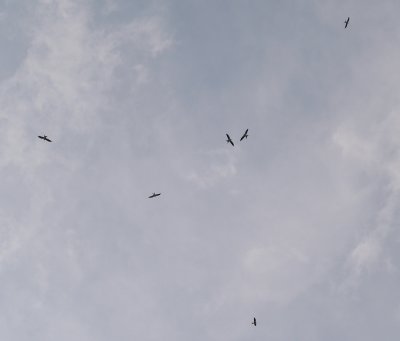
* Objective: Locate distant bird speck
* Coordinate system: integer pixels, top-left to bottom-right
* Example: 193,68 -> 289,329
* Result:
226,133 -> 234,146
148,192 -> 161,198
344,17 -> 350,28
252,317 -> 257,326
240,129 -> 249,141
38,135 -> 52,142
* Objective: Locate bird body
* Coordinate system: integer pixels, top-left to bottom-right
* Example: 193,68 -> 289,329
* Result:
344,17 -> 350,28
148,192 -> 161,198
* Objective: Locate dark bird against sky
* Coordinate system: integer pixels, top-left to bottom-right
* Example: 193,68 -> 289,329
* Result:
252,317 -> 257,326
240,129 -> 249,141
344,17 -> 350,28
148,192 -> 161,198
226,134 -> 234,146
38,135 -> 52,142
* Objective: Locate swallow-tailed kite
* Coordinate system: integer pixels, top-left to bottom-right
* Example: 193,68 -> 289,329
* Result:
252,317 -> 257,326
226,134 -> 234,146
38,135 -> 52,142
240,129 -> 249,141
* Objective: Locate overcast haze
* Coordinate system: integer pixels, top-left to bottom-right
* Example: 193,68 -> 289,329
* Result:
1,0 -> 400,340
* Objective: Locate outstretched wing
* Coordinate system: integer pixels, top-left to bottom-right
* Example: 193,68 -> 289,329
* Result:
254,318 -> 256,326
45,137 -> 52,142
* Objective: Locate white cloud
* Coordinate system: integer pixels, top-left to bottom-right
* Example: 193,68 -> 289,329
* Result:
185,149 -> 237,189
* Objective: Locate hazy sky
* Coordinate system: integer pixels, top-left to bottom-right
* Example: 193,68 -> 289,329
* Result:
1,0 -> 400,340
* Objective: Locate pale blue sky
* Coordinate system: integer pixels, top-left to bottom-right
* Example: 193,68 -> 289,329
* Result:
0,1 -> 400,340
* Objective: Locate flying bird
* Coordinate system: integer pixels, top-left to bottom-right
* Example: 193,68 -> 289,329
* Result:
240,129 -> 249,141
344,17 -> 350,28
226,134 -> 234,146
252,317 -> 257,326
148,193 -> 161,198
38,135 -> 52,142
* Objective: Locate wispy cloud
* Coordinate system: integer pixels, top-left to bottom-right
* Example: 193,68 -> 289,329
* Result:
2,1 -> 400,340
186,149 -> 237,189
